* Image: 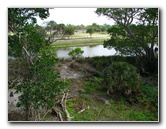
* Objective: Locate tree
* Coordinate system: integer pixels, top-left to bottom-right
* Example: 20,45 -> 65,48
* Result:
100,26 -> 106,33
75,24 -> 86,33
45,21 -> 65,45
64,24 -> 75,39
86,26 -> 94,37
36,25 -> 47,37
68,48 -> 84,59
45,20 -> 57,35
103,23 -> 111,29
8,8 -> 50,64
8,8 -> 67,120
95,8 -> 158,74
92,23 -> 100,32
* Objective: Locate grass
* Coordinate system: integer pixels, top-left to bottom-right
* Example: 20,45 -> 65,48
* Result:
51,36 -> 110,48
65,95 -> 158,121
63,73 -> 158,121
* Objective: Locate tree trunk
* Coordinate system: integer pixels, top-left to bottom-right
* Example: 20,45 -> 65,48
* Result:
142,46 -> 158,74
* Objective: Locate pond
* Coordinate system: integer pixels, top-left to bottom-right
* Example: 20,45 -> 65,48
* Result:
56,45 -> 118,58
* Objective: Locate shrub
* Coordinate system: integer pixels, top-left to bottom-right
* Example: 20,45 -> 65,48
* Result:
68,48 -> 84,59
102,62 -> 141,102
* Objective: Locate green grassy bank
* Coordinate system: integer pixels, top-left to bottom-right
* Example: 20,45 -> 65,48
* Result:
51,36 -> 109,48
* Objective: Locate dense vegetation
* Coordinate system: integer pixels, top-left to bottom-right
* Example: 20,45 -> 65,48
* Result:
8,8 -> 158,121
96,8 -> 158,74
8,8 -> 68,120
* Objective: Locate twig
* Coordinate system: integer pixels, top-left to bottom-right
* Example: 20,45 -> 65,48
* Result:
78,108 -> 86,114
78,105 -> 90,114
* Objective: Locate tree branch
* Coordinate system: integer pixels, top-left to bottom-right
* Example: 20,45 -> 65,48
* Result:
22,46 -> 34,65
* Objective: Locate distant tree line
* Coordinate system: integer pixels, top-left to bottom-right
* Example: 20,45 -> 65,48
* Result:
36,21 -> 112,41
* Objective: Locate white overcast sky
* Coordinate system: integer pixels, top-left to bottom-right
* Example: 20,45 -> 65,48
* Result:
37,8 -> 115,26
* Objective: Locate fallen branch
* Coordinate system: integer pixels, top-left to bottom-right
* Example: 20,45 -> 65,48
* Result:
60,91 -> 74,121
78,108 -> 86,114
64,109 -> 74,121
58,112 -> 63,121
78,105 -> 90,114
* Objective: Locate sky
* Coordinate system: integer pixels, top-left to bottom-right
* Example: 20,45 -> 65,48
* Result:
37,8 -> 115,26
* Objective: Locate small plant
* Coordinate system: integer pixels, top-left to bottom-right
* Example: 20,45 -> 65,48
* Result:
68,48 -> 84,59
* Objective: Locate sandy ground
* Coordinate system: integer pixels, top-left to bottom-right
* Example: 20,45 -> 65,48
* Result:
8,89 -> 23,114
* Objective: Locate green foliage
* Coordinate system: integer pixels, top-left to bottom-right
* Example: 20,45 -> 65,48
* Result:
103,62 -> 141,99
65,97 -> 158,121
86,26 -> 94,37
127,110 -> 157,121
45,20 -> 57,32
8,8 -> 69,120
64,25 -> 75,36
104,24 -> 158,57
17,47 -> 68,110
139,85 -> 158,113
8,8 -> 49,58
8,8 -> 50,32
84,82 -> 99,94
96,8 -> 158,74
68,48 -> 84,59
100,26 -> 106,32
8,23 -> 46,58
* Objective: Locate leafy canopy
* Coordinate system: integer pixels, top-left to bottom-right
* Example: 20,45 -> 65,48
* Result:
95,8 -> 158,73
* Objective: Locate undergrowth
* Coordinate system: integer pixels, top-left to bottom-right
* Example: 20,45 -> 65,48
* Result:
64,78 -> 158,121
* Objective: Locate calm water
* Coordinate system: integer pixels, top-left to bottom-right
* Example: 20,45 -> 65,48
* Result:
56,45 -> 118,58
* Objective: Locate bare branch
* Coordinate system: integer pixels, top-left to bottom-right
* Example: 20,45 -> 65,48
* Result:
22,46 -> 34,65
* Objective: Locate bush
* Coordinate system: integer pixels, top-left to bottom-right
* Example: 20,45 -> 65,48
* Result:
103,62 -> 141,102
68,48 -> 84,59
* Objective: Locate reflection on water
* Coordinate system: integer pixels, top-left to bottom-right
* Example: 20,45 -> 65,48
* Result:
56,45 -> 117,58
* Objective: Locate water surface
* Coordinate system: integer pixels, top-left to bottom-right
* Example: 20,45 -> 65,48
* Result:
56,45 -> 117,58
